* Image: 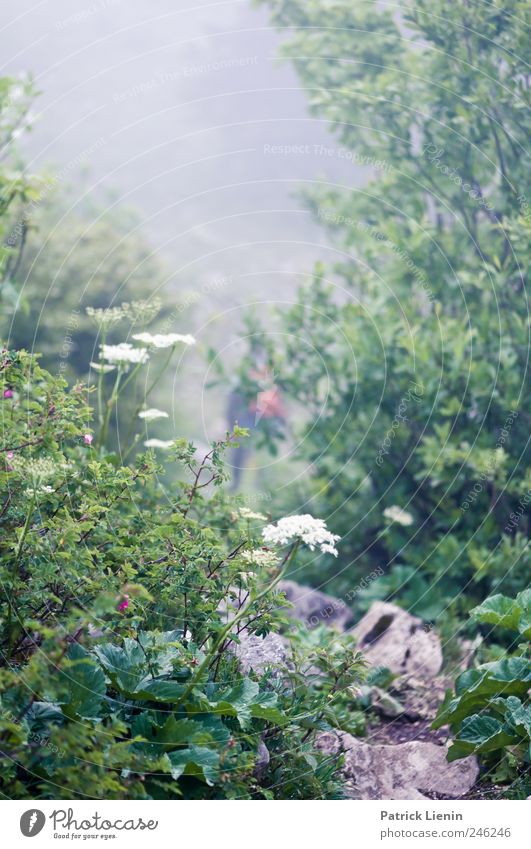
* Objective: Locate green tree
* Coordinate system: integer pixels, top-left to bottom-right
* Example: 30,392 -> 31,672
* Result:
235,0 -> 531,621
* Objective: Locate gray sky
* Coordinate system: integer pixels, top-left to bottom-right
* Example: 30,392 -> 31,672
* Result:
2,1 -> 366,292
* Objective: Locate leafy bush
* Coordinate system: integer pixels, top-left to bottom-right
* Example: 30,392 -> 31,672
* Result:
0,74 -> 37,308
0,343 -> 365,799
231,0 -> 531,624
433,591 -> 530,783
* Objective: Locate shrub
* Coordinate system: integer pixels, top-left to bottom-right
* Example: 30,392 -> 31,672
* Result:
433,591 -> 530,792
231,0 -> 531,624
0,344 -> 366,799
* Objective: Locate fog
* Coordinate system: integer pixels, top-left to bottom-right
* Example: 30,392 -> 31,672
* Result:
2,0 -> 367,303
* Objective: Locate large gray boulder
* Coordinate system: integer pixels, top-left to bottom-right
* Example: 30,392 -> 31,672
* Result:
278,579 -> 352,630
316,732 -> 479,800
350,601 -> 443,679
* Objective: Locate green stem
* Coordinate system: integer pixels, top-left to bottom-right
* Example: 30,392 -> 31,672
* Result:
175,539 -> 300,711
97,328 -> 107,428
8,493 -> 36,655
123,345 -> 176,460
97,367 -> 123,449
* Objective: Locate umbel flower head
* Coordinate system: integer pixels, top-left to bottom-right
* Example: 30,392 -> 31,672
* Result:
383,505 -> 414,526
262,514 -> 340,557
132,332 -> 196,349
144,438 -> 175,449
241,548 -> 279,568
100,342 -> 149,365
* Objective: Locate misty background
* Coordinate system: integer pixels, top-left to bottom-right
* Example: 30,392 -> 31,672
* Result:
1,0 -> 366,447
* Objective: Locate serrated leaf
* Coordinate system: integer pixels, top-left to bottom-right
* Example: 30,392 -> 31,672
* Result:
61,644 -> 107,721
167,746 -> 219,785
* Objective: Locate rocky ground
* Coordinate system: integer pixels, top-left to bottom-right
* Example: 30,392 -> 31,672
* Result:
236,582 -> 483,800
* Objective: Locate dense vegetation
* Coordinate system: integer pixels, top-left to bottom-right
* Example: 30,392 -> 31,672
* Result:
229,0 -> 531,786
1,0 -> 530,799
0,73 -> 367,799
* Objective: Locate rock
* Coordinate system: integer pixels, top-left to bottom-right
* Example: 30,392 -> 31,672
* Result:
316,733 -> 479,800
233,631 -> 289,676
350,601 -> 443,679
278,579 -> 352,630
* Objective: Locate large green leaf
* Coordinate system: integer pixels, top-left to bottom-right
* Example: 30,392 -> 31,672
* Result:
504,696 -> 531,738
61,644 -> 107,721
206,679 -> 260,728
433,657 -> 531,730
167,746 -> 220,786
471,594 -> 522,632
129,679 -> 186,702
93,639 -> 187,701
132,714 -> 211,756
93,641 -> 145,693
471,590 -> 531,638
447,714 -> 519,761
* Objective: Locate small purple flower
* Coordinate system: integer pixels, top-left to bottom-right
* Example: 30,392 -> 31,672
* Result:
3,389 -> 13,399
117,596 -> 129,612
84,434 -> 94,445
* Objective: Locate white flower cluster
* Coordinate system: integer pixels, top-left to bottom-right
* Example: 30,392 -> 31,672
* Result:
238,507 -> 268,521
24,485 -> 55,498
138,408 -> 169,421
86,306 -> 127,327
262,514 -> 340,557
86,298 -> 161,328
383,505 -> 414,526
89,361 -> 116,373
241,548 -> 279,568
100,343 -> 149,365
132,332 -> 196,349
11,455 -> 62,485
144,438 -> 175,449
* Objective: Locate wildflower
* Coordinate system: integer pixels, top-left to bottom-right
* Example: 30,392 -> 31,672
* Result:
89,361 -> 116,373
143,438 -> 175,449
132,332 -> 196,348
117,596 -> 129,611
86,305 -> 127,327
238,507 -> 268,521
24,485 -> 55,497
262,514 -> 340,556
12,456 -> 58,486
241,549 -> 279,568
383,505 -> 414,526
6,452 -> 13,460
138,408 -> 169,421
3,389 -> 13,399
100,343 -> 149,365
87,300 -> 162,328
83,434 -> 94,445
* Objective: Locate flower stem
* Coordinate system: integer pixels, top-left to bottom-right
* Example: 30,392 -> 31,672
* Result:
122,345 -> 176,460
174,539 -> 300,710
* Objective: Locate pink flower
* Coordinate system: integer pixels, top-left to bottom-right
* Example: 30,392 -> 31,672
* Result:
3,389 -> 13,399
6,452 -> 13,460
117,596 -> 129,612
84,434 -> 93,445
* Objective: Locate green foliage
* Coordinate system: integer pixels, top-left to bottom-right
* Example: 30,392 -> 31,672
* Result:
0,74 -> 37,309
4,196 -> 172,380
433,591 -> 530,780
0,346 -> 365,799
